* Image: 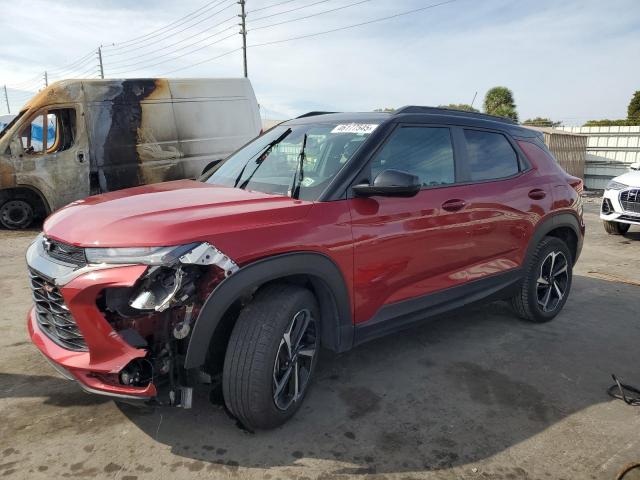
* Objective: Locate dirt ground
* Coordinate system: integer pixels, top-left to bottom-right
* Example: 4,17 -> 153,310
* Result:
1,201 -> 639,480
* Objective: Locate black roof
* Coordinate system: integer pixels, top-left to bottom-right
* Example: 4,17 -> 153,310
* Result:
285,106 -> 538,139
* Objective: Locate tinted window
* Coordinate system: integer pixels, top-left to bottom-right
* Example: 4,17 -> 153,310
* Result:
464,130 -> 519,181
371,127 -> 454,187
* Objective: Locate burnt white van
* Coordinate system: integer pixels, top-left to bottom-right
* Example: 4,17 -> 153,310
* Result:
0,78 -> 261,228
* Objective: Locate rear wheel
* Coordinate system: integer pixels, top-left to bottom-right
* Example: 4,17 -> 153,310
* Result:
0,199 -> 34,229
603,220 -> 630,235
511,237 -> 573,323
222,283 -> 319,430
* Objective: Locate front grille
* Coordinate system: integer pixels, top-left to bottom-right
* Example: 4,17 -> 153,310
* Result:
44,238 -> 86,267
29,268 -> 87,351
620,189 -> 640,214
619,215 -> 640,223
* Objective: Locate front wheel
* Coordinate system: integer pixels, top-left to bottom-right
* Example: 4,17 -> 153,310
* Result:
0,199 -> 34,229
222,283 -> 320,430
603,220 -> 630,235
511,237 -> 573,323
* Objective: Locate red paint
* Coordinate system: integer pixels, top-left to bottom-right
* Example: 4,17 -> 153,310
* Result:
29,136 -> 583,399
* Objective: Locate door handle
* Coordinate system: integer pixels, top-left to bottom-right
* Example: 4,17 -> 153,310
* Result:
442,199 -> 467,212
528,189 -> 546,200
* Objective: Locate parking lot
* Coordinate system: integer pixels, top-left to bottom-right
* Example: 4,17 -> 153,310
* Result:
1,200 -> 639,480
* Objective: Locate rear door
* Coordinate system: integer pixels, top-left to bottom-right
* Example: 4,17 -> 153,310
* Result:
349,124 -> 478,323
453,127 -> 551,273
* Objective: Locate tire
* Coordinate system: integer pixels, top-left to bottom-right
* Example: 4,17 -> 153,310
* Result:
603,220 -> 630,235
0,199 -> 34,229
510,237 -> 573,323
222,283 -> 320,430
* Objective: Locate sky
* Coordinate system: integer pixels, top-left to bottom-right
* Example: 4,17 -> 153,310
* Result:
1,0 -> 639,123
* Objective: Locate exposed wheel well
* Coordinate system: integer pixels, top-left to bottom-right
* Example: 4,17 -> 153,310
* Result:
545,226 -> 578,263
204,274 -> 340,376
0,187 -> 49,218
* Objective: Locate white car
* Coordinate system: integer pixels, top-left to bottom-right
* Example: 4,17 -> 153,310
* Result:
601,162 -> 640,234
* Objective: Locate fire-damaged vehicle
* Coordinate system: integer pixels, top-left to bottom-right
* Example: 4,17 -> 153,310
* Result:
27,107 -> 585,430
0,78 -> 261,229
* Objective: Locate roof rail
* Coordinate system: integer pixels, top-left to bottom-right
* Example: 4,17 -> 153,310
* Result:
394,106 -> 517,125
296,111 -> 338,119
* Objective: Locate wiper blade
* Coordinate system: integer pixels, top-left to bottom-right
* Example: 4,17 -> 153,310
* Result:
234,128 -> 292,188
290,133 -> 307,199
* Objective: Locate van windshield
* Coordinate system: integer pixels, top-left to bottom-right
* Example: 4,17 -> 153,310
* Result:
0,110 -> 25,140
204,122 -> 378,201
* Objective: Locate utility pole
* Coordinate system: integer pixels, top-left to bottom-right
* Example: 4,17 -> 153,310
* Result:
43,71 -> 48,87
238,0 -> 248,78
97,47 -> 105,79
3,85 -> 10,114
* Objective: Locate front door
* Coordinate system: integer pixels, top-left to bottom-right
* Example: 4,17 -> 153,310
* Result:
12,104 -> 90,211
349,124 -> 477,324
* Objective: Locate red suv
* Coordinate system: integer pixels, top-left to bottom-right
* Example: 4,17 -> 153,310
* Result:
26,107 -> 584,430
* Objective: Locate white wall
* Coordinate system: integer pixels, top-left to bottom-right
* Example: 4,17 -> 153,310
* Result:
559,126 -> 640,189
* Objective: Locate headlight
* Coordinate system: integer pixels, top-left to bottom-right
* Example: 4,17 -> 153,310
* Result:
606,180 -> 628,191
85,244 -> 199,265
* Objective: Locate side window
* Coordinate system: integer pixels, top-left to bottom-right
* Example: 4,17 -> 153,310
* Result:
20,114 -> 45,154
371,126 -> 455,187
18,108 -> 76,155
46,109 -> 76,153
464,129 -> 519,181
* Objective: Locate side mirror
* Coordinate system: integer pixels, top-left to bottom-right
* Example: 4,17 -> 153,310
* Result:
352,169 -> 421,198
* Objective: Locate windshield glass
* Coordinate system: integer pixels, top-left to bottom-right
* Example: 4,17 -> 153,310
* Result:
0,110 -> 25,140
204,122 -> 378,201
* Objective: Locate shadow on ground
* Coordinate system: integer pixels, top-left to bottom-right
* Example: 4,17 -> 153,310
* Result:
6,275 -> 639,475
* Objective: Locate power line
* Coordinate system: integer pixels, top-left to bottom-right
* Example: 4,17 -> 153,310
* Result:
47,49 -> 96,74
160,47 -> 242,75
108,32 -> 238,75
249,0 -> 332,22
104,0 -> 234,52
154,0 -> 458,76
249,0 -> 370,32
104,16 -> 237,67
248,0 -> 458,48
250,0 -> 298,13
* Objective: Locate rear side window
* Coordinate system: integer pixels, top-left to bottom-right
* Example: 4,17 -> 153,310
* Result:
464,130 -> 519,181
371,126 -> 455,187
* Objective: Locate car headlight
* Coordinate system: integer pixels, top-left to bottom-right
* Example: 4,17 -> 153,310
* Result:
606,180 -> 628,191
85,243 -> 200,265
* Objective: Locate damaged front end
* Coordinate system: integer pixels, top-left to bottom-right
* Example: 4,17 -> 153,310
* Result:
26,236 -> 237,408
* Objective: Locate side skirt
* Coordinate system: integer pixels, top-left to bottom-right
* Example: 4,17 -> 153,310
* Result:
353,269 -> 523,346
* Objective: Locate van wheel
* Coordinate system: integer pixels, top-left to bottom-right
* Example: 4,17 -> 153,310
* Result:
0,199 -> 34,229
511,237 -> 573,323
223,284 -> 319,430
603,220 -> 630,235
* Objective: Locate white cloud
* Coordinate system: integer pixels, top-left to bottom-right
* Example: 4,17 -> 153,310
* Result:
1,0 -> 639,123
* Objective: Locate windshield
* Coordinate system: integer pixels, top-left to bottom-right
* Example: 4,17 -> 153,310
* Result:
0,110 -> 25,140
204,122 -> 378,201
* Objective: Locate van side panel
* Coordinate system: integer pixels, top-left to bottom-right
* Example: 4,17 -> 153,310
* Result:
137,80 -> 183,185
85,79 -> 159,192
168,78 -> 261,178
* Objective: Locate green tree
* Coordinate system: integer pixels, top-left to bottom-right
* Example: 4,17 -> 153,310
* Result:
438,103 -> 479,113
484,87 -> 518,122
523,117 -> 561,127
583,119 -> 636,127
628,91 -> 640,121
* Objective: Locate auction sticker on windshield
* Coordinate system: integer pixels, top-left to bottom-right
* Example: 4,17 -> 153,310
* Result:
331,124 -> 379,134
